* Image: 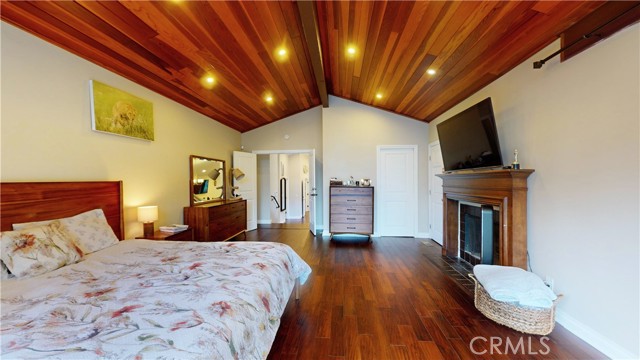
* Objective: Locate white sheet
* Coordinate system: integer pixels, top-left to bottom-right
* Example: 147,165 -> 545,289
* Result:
1,240 -> 311,359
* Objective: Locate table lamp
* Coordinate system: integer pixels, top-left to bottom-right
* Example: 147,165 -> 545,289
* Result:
138,205 -> 158,238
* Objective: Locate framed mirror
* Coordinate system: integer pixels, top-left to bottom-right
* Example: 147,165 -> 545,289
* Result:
190,155 -> 226,206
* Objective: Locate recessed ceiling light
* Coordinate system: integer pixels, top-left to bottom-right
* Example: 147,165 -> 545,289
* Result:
275,47 -> 289,62
347,46 -> 357,57
375,93 -> 383,99
265,95 -> 274,103
200,74 -> 216,89
427,68 -> 436,75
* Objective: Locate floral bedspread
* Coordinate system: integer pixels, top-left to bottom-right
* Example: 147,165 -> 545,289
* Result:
1,240 -> 311,360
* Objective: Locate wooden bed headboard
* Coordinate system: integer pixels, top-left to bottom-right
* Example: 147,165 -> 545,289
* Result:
1,181 -> 124,240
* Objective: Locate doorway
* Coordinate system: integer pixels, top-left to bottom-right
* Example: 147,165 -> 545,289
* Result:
253,149 -> 317,236
233,151 -> 257,231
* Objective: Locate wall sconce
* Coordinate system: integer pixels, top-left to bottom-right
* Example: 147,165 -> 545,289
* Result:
137,205 -> 158,238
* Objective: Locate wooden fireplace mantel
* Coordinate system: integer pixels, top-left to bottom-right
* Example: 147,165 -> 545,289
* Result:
436,169 -> 534,269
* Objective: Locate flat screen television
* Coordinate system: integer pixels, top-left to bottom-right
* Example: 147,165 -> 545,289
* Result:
197,179 -> 209,194
436,97 -> 504,172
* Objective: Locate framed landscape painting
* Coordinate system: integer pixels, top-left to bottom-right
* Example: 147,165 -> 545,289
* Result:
90,80 -> 154,141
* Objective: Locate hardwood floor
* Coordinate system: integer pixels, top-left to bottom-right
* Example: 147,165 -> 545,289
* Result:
244,227 -> 607,360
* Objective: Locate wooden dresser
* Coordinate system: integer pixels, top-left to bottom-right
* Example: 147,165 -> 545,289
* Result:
183,199 -> 247,242
330,186 -> 374,236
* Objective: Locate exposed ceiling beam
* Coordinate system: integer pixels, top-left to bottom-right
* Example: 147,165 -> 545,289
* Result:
297,0 -> 329,107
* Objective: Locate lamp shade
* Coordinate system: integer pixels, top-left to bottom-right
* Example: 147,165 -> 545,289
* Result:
231,168 -> 245,181
137,206 -> 158,223
209,168 -> 221,181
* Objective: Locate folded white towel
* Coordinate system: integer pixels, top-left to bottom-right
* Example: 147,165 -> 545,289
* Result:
473,265 -> 557,309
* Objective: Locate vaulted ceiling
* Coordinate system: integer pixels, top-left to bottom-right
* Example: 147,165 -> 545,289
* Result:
1,1 -> 610,132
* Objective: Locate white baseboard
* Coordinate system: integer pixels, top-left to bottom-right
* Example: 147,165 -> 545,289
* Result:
556,309 -> 637,359
415,231 -> 429,239
257,219 -> 271,225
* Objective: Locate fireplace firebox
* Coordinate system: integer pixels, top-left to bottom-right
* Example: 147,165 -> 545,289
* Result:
459,203 -> 499,265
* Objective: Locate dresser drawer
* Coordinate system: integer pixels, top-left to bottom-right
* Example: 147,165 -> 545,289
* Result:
331,214 -> 372,223
331,206 -> 372,215
331,223 -> 373,234
209,223 -> 245,242
331,187 -> 373,195
330,195 -> 373,206
210,207 -> 244,222
209,213 -> 245,230
225,201 -> 246,213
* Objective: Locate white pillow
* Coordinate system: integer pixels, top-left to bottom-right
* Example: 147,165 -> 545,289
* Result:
473,265 -> 557,309
13,209 -> 119,254
1,221 -> 84,278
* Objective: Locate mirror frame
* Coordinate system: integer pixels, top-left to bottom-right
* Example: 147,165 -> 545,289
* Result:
189,155 -> 226,206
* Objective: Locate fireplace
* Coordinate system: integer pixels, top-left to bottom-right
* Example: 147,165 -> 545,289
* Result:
459,203 -> 499,265
436,169 -> 534,269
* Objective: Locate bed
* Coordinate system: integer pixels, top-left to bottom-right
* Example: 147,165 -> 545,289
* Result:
0,181 -> 311,359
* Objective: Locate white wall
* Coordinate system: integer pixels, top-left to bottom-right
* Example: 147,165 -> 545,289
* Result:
428,24 -> 639,359
323,96 -> 430,237
1,24 -> 241,239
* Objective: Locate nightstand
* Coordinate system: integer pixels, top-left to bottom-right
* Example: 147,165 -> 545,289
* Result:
136,228 -> 194,241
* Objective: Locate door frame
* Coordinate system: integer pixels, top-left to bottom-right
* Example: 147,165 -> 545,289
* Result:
233,151 -> 258,231
253,149 -> 317,236
376,145 -> 418,237
428,141 -> 444,245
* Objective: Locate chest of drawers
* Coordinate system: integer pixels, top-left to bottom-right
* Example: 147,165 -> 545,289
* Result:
330,186 -> 374,235
184,199 -> 246,242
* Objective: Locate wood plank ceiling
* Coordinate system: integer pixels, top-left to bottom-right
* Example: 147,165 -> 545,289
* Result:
1,1 -> 608,132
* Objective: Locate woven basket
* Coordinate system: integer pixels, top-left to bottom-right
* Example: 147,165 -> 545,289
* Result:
469,274 -> 560,335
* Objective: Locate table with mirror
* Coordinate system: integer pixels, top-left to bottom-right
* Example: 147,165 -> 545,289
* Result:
190,155 -> 226,205
185,155 -> 247,242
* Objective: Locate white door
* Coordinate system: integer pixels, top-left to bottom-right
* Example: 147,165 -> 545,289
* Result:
308,150 -> 317,236
233,151 -> 257,231
429,142 -> 444,245
376,145 -> 417,237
